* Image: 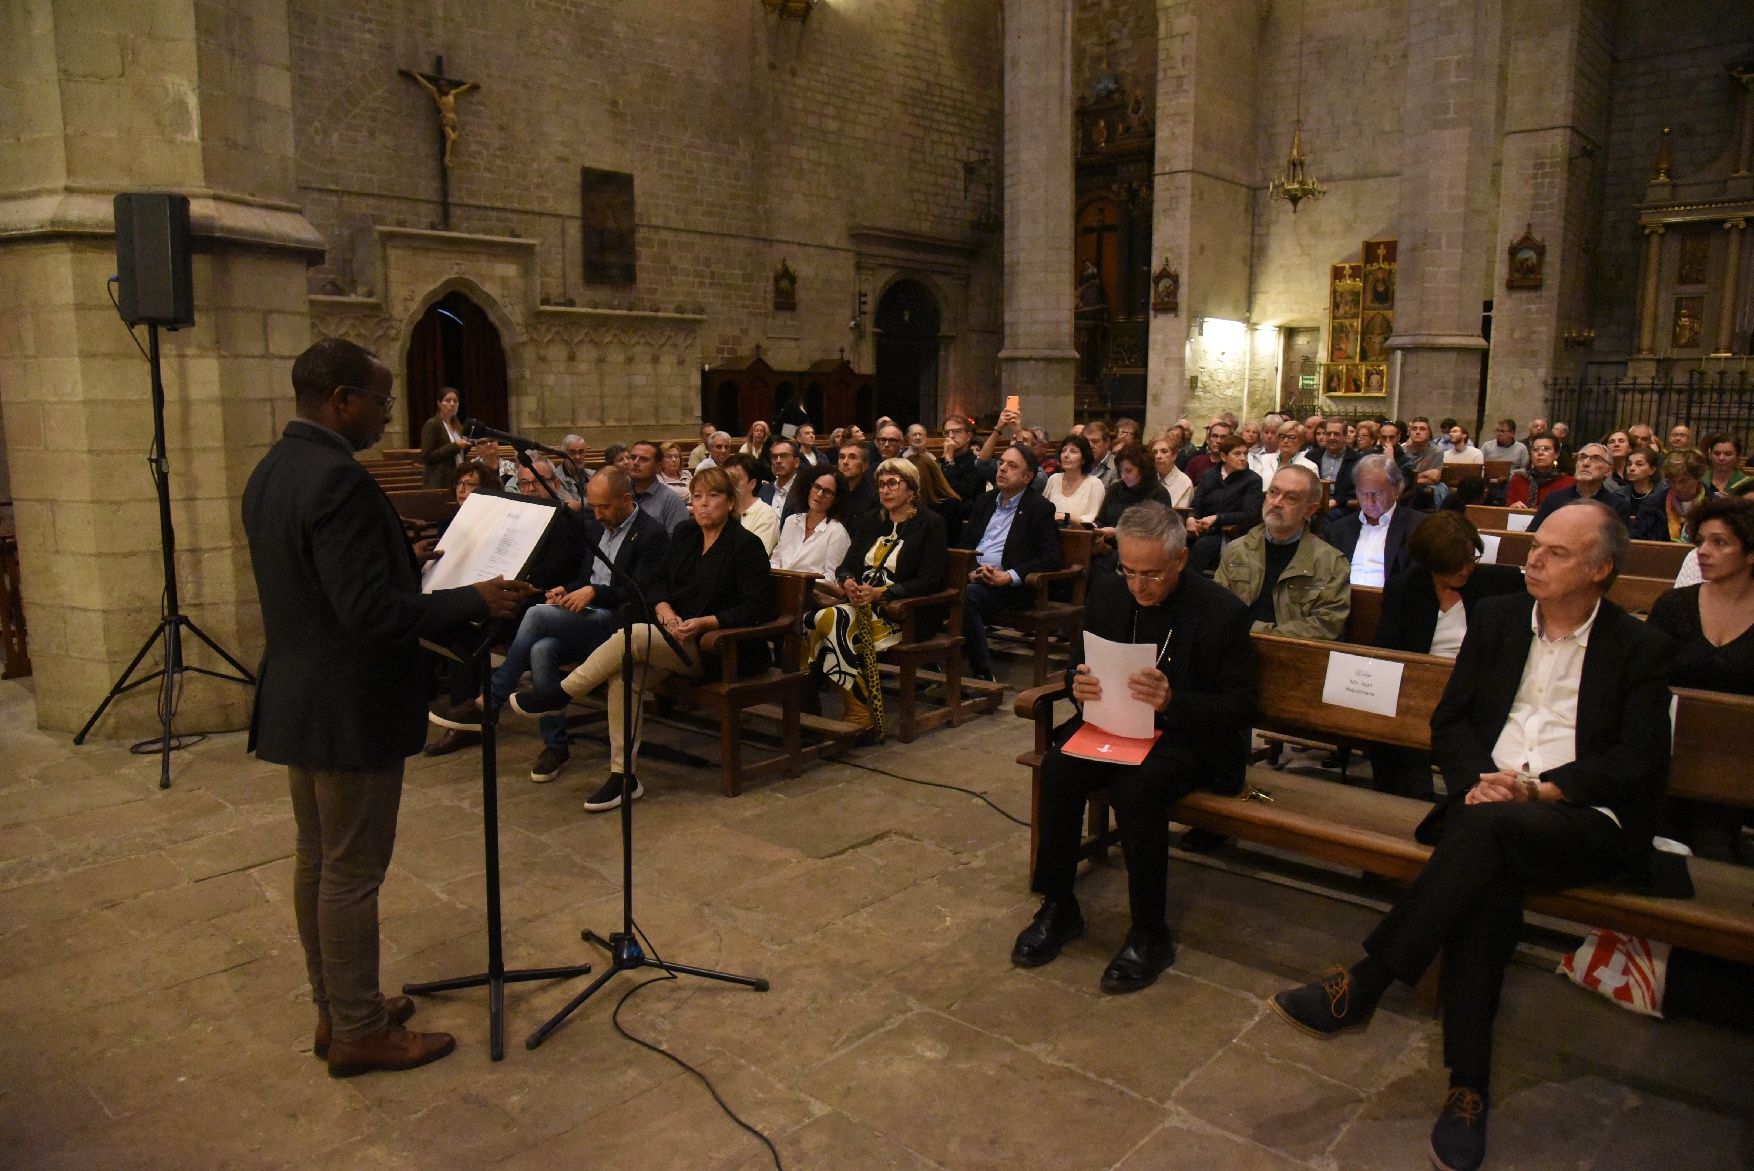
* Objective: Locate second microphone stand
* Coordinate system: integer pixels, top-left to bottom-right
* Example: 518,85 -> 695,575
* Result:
490,442 -> 768,1051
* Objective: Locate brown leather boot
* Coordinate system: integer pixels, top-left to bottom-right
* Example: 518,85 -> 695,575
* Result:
314,994 -> 416,1059
325,1022 -> 455,1078
838,686 -> 881,745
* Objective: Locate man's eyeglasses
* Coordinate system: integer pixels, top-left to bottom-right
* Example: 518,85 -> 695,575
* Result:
1115,565 -> 1171,584
343,385 -> 395,411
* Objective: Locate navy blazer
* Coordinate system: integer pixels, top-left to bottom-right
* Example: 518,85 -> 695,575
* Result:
1423,594 -> 1675,868
963,487 -> 1063,581
1326,506 -> 1430,581
563,507 -> 670,618
243,420 -> 487,770
1313,447 -> 1361,509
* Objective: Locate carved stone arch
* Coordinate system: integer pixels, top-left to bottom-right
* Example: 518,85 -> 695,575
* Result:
398,278 -> 523,441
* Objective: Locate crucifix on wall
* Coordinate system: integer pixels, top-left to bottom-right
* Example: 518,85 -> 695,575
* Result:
399,55 -> 477,229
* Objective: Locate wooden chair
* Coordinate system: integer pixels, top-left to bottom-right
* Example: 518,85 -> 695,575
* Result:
661,568 -> 818,796
878,548 -> 1004,741
1440,464 -> 1485,489
981,527 -> 1095,686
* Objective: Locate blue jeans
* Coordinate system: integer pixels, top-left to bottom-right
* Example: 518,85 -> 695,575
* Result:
491,604 -> 620,746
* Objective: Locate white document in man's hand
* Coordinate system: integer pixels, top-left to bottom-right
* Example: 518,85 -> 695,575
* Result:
1080,631 -> 1159,740
421,492 -> 557,593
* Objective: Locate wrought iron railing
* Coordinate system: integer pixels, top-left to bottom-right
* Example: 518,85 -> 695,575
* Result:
1544,372 -> 1754,444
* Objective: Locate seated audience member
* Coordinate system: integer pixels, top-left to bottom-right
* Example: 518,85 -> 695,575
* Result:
600,444 -> 630,480
554,433 -> 594,497
1044,433 -> 1105,524
740,419 -> 773,468
1096,442 -> 1172,523
1028,427 -> 1060,480
1251,420 -> 1319,484
625,440 -> 690,534
1703,432 -> 1751,496
805,458 -> 949,742
1013,502 -> 1255,993
1326,454 -> 1429,587
795,423 -> 825,471
940,414 -> 993,531
871,422 -> 906,470
1313,418 -> 1362,519
657,442 -> 691,496
722,452 -> 779,554
1627,422 -> 1659,453
1443,424 -> 1484,466
1548,421 -> 1576,472
1528,442 -> 1631,529
1113,417 -> 1141,451
1604,430 -> 1633,486
1480,418 -> 1529,473
1504,435 -> 1573,509
1368,511 -> 1526,798
1648,495 -> 1754,858
1216,465 -> 1350,639
696,430 -> 737,471
1183,420 -> 1231,484
903,422 -> 932,459
765,437 -> 804,517
1238,419 -> 1263,457
911,449 -> 964,542
428,467 -> 669,785
687,421 -> 715,470
1084,420 -> 1118,485
838,439 -> 880,522
772,468 -> 852,585
1623,445 -> 1660,511
1271,500 -> 1674,1171
509,467 -> 775,811
1668,422 -> 1693,451
1633,448 -> 1708,542
1150,432 -> 1195,508
1400,417 -> 1447,505
960,442 -> 1063,682
1186,437 -> 1266,574
451,462 -> 484,505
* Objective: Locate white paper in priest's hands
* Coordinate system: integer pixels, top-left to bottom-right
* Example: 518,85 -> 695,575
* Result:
1080,631 -> 1159,740
420,492 -> 557,593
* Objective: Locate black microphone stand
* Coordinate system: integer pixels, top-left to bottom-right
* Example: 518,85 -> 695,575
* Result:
491,442 -> 768,1051
75,320 -> 255,788
402,614 -> 593,1060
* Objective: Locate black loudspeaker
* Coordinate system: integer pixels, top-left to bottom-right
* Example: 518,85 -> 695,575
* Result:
114,193 -> 194,328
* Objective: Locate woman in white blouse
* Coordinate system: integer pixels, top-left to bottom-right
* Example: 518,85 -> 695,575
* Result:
771,467 -> 852,585
1150,432 -> 1194,508
1042,434 -> 1106,524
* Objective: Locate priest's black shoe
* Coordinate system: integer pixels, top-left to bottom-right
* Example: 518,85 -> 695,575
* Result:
1428,1085 -> 1488,1171
1010,898 -> 1083,968
1099,926 -> 1176,993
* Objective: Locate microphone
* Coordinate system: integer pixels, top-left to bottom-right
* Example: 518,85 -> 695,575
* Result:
463,418 -> 566,458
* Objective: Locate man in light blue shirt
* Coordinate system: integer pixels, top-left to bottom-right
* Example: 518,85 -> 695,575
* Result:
626,440 -> 689,533
960,443 -> 1064,681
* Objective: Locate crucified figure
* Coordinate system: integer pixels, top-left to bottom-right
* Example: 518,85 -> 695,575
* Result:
403,70 -> 477,167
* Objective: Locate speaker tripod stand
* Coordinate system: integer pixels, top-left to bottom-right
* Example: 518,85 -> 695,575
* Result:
74,322 -> 255,789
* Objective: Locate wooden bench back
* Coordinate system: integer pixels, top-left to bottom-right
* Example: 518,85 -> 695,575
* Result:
1344,585 -> 1383,645
1441,464 -> 1484,487
1337,576 -> 1670,646
1467,504 -> 1516,531
1670,688 -> 1754,808
384,488 -> 458,525
1481,528 -> 1688,579
1250,634 -> 1451,752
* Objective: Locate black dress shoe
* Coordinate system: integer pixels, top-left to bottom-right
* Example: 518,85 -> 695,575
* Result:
1428,1086 -> 1489,1171
1270,967 -> 1375,1038
422,729 -> 482,756
1099,926 -> 1176,993
509,685 -> 571,718
1010,898 -> 1084,968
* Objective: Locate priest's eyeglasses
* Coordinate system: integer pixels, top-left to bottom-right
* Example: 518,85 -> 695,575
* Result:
1115,564 -> 1171,583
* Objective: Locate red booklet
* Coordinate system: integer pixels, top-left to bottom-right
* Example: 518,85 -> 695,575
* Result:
1060,721 -> 1161,765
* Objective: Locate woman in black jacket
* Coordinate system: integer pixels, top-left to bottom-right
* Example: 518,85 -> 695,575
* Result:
1092,443 -> 1173,573
1369,511 -> 1524,798
807,458 -> 949,742
509,466 -> 775,810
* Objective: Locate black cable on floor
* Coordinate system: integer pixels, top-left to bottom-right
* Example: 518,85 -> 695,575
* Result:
606,920 -> 784,1171
844,759 -> 1031,827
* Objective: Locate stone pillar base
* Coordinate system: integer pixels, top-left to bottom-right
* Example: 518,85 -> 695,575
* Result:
997,349 -> 1079,432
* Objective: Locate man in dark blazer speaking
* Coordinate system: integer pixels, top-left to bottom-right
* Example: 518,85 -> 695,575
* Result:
1012,502 -> 1255,993
959,442 -> 1062,681
244,338 -> 531,1078
1269,500 -> 1674,1171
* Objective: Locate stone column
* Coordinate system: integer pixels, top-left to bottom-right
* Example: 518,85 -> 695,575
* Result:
1483,0 -> 1613,426
998,0 -> 1078,432
1634,224 -> 1664,357
1147,0 -> 1258,426
1715,219 -> 1746,356
0,0 -> 321,736
1386,0 -> 1504,426
1731,65 -> 1754,179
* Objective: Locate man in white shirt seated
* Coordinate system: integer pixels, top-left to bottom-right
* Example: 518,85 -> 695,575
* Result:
1325,454 -> 1429,587
765,437 -> 804,518
1269,500 -> 1675,1171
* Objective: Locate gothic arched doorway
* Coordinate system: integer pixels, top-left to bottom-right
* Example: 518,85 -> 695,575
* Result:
873,279 -> 940,428
404,291 -> 509,446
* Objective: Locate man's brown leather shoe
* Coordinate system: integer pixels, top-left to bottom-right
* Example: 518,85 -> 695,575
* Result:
325,1022 -> 455,1078
314,994 -> 416,1059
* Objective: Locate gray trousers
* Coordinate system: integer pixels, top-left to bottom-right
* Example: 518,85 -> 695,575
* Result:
288,760 -> 404,1040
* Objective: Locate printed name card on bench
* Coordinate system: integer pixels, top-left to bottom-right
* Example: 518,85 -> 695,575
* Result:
1320,651 -> 1404,719
1505,512 -> 1533,532
1479,533 -> 1502,564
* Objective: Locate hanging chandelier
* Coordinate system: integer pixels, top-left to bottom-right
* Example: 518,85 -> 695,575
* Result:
1269,1 -> 1325,212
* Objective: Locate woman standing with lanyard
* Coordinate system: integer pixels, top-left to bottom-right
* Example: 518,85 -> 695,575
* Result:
418,387 -> 470,488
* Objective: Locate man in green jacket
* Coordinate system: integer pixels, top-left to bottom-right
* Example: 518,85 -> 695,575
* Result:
1215,464 -> 1350,641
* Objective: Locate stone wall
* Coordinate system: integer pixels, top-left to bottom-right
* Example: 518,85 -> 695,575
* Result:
289,0 -> 1005,438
